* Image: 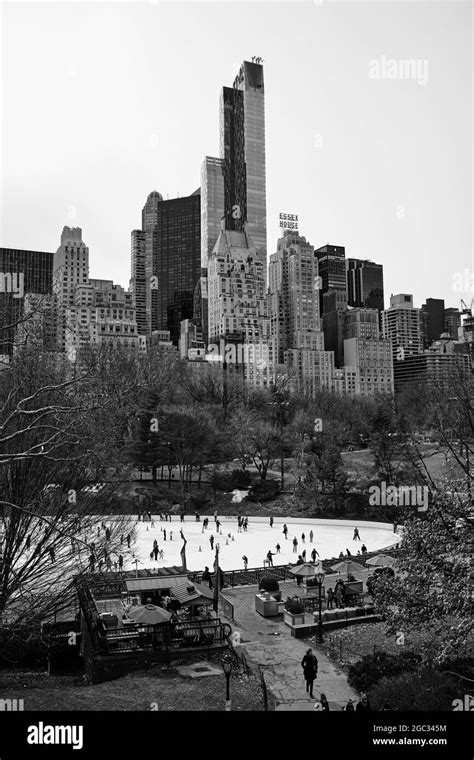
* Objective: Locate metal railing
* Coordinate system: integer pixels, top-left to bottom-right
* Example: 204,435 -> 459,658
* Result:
100,618 -> 231,657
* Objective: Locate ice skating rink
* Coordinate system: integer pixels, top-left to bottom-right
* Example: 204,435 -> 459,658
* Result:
125,516 -> 397,573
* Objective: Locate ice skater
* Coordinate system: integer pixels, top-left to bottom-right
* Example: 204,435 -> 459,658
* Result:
353,527 -> 360,540
283,524 -> 288,539
292,537 -> 298,553
309,530 -> 313,543
242,555 -> 248,570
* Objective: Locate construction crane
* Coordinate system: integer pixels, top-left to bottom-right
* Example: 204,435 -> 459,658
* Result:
460,299 -> 473,316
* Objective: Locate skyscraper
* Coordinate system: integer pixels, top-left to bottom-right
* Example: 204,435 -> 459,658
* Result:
201,59 -> 266,278
314,244 -> 347,319
381,294 -> 423,361
343,308 -> 394,396
131,190 -> 201,346
346,259 -> 384,312
0,246 -> 54,358
421,297 -> 445,347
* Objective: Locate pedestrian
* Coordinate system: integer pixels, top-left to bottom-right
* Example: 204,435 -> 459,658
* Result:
266,550 -> 274,567
126,533 -> 131,548
202,566 -> 213,589
326,588 -> 334,610
346,548 -> 351,557
106,556 -> 112,571
311,548 -> 319,563
309,530 -> 313,543
320,693 -> 330,711
163,529 -> 167,541
292,537 -> 298,553
276,543 -> 281,554
301,533 -> 305,543
270,516 -> 274,528
118,554 -> 123,571
353,527 -> 360,540
356,694 -> 371,711
209,535 -> 214,550
283,524 -> 288,539
344,699 -> 354,711
302,549 -> 306,561
242,555 -> 248,570
301,648 -> 318,698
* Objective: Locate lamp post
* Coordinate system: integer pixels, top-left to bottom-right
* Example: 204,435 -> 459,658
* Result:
221,653 -> 233,711
316,568 -> 325,643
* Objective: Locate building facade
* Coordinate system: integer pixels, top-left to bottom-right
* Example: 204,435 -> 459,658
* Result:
346,258 -> 384,312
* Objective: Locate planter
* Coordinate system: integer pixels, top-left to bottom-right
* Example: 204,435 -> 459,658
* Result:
255,594 -> 280,618
284,610 -> 306,627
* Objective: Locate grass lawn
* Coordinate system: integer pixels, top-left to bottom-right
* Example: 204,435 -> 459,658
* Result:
316,622 -> 429,669
0,653 -> 264,711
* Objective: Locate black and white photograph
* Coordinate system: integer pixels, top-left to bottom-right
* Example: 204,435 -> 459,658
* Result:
0,0 -> 472,754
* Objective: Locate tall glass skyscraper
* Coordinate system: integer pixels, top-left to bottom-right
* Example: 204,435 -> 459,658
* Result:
201,59 -> 267,278
346,258 -> 384,312
131,190 -> 201,346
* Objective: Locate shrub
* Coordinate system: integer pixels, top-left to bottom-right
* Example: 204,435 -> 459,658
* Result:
247,479 -> 280,503
259,575 -> 280,593
230,469 -> 251,489
211,469 -> 251,492
348,650 -> 422,693
284,597 -> 304,614
369,668 -> 463,711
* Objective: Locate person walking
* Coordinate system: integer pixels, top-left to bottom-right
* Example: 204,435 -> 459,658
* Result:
309,530 -> 313,543
209,535 -> 214,550
242,555 -> 248,571
353,527 -> 360,540
126,533 -> 131,549
283,524 -> 288,539
326,588 -> 334,610
266,550 -> 275,567
269,516 -> 274,528
301,648 -> 318,698
320,693 -> 330,711
275,543 -> 281,554
292,537 -> 298,553
311,548 -> 319,563
356,694 -> 371,711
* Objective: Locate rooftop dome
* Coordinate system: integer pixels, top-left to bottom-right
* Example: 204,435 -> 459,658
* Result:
147,190 -> 163,202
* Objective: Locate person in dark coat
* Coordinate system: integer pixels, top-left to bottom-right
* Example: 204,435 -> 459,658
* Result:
283,524 -> 288,539
209,534 -> 214,550
320,693 -> 330,711
356,694 -> 371,711
326,588 -> 335,610
301,648 -> 318,698
345,699 -> 355,711
202,566 -> 213,589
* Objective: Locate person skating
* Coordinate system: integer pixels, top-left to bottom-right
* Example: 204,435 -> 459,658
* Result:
269,516 -> 274,527
353,527 -> 360,540
301,549 -> 307,561
266,550 -> 275,567
292,537 -> 298,553
163,529 -> 167,541
283,524 -> 288,539
311,548 -> 319,563
309,530 -> 313,543
242,555 -> 248,570
301,648 -> 318,698
275,543 -> 281,554
301,532 -> 305,543
209,535 -> 214,550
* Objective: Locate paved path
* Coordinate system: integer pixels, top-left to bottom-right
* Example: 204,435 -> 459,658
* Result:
221,581 -> 358,711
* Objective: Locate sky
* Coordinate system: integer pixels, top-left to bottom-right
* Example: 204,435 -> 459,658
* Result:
1,1 -> 472,310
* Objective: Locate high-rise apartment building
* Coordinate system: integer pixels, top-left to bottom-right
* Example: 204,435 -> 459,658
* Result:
130,190 -> 201,345
207,221 -> 273,388
346,259 -> 384,312
343,308 -> 393,396
0,246 -> 54,358
381,294 -> 423,361
201,60 -> 266,280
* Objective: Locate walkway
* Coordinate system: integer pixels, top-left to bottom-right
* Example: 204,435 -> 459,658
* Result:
221,580 -> 358,711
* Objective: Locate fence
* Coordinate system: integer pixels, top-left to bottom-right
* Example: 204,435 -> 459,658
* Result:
219,593 -> 234,621
188,564 -> 296,589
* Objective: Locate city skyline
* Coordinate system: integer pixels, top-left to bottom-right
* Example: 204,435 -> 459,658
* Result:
1,2 -> 471,310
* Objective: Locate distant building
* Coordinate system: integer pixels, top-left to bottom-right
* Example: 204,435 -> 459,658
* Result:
315,244 -> 347,316
130,190 -> 201,345
381,294 -> 423,363
200,157 -> 224,270
0,246 -> 54,358
421,298 -> 445,347
342,308 -> 393,396
346,258 -> 384,312
444,307 -> 462,339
